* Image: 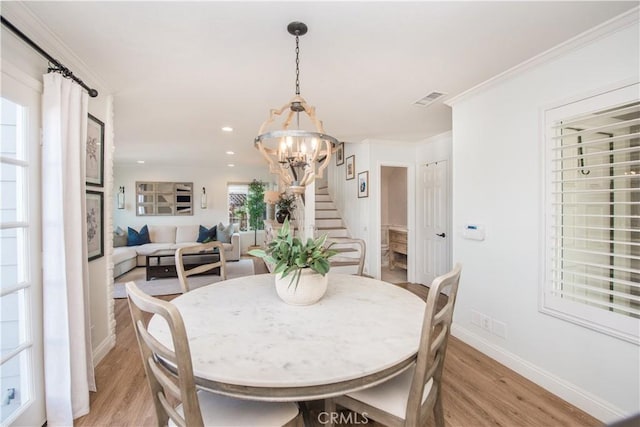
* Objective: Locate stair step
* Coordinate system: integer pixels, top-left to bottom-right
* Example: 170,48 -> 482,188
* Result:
316,210 -> 339,219
316,201 -> 335,210
317,228 -> 349,238
316,218 -> 343,228
315,194 -> 332,202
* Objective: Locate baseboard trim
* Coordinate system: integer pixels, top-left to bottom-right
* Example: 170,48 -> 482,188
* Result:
451,323 -> 625,423
92,333 -> 116,367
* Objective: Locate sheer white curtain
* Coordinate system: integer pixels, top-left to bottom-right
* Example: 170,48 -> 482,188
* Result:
42,73 -> 96,426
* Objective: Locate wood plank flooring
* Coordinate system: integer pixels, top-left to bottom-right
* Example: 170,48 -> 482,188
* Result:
75,280 -> 600,427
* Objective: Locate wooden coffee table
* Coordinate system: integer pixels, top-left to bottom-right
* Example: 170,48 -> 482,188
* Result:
145,248 -> 220,281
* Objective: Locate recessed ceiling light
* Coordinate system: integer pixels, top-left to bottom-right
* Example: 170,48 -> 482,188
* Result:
137,160 -> 145,164
222,126 -> 233,132
226,151 -> 235,155
227,163 -> 235,167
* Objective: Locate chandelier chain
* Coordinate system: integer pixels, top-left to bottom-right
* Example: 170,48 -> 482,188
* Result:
295,35 -> 300,95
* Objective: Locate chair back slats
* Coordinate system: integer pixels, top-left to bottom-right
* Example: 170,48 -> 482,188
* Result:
148,356 -> 182,400
423,352 -> 441,384
137,322 -> 178,365
326,238 -> 366,276
159,392 -> 186,427
405,263 -> 462,426
429,325 -> 448,355
126,281 -> 205,427
175,241 -> 227,293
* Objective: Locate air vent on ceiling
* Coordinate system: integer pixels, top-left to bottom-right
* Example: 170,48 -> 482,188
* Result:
413,91 -> 447,107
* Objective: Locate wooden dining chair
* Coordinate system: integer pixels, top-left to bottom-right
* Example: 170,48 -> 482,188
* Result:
175,241 -> 226,293
324,263 -> 462,427
126,281 -> 302,427
326,237 -> 366,276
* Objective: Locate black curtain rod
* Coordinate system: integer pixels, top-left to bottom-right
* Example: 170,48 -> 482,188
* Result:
1,15 -> 99,97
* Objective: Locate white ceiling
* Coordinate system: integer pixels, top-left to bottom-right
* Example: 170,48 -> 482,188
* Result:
16,1 -> 638,167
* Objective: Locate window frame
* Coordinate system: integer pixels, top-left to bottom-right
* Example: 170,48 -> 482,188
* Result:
540,82 -> 640,344
0,95 -> 41,425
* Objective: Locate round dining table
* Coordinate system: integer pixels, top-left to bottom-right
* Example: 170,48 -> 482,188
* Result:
147,273 -> 426,402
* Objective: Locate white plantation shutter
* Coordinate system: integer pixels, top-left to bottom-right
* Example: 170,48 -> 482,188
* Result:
543,83 -> 640,343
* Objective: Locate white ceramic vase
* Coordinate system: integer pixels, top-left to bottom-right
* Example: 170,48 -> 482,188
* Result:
275,268 -> 328,306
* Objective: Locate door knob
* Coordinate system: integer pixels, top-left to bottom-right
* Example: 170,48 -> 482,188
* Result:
436,233 -> 446,238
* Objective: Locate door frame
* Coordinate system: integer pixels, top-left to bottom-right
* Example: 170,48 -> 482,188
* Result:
376,161 -> 415,282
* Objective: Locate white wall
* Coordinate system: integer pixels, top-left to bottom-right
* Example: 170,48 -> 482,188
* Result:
449,20 -> 639,421
327,139 -> 416,279
113,163 -> 272,251
416,131 -> 452,164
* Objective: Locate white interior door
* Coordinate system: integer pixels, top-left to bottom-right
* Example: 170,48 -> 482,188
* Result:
1,69 -> 45,427
418,161 -> 450,285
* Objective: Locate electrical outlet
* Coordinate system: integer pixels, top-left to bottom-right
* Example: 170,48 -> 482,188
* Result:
480,314 -> 491,331
492,320 -> 507,339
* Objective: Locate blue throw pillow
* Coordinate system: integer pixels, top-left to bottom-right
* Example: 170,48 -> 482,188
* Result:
127,225 -> 151,246
197,225 -> 217,243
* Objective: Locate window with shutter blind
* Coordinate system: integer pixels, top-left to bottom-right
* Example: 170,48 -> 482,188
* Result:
542,83 -> 640,344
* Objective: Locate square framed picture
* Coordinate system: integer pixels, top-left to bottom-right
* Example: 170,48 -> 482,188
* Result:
358,171 -> 369,198
336,142 -> 344,166
86,190 -> 104,261
86,114 -> 105,187
346,155 -> 355,180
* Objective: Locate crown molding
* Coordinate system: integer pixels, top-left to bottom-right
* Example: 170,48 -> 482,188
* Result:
446,6 -> 639,107
1,1 -> 113,93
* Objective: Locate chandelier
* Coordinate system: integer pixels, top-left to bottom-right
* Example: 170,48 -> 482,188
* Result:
254,22 -> 338,195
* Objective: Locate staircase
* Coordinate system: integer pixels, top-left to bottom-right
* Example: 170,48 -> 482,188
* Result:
315,185 -> 364,275
315,186 -> 349,238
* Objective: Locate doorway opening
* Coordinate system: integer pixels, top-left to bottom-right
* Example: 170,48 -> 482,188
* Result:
380,166 -> 408,284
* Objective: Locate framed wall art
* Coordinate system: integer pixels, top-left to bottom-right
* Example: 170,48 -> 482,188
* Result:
346,155 -> 355,180
86,190 -> 104,261
86,114 -> 104,187
358,171 -> 369,198
336,142 -> 344,166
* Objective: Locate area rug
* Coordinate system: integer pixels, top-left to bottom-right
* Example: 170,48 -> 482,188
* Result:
113,258 -> 255,298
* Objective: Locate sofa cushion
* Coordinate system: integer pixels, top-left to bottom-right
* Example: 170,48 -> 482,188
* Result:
134,243 -> 175,256
171,242 -> 198,250
127,225 -> 151,246
197,225 -> 217,243
176,225 -> 200,243
113,246 -> 137,264
217,222 -> 234,243
149,225 -> 176,243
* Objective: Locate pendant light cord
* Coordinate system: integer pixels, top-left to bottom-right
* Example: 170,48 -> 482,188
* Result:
295,35 -> 300,96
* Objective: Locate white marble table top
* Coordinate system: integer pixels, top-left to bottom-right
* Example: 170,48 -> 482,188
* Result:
148,273 -> 425,400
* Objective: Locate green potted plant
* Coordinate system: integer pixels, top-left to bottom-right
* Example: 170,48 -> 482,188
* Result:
247,179 -> 266,247
275,192 -> 296,224
249,218 -> 337,305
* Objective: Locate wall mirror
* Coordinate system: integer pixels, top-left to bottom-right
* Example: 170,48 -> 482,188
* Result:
136,181 -> 193,216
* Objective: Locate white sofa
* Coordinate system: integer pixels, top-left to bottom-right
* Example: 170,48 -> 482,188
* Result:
113,225 -> 240,278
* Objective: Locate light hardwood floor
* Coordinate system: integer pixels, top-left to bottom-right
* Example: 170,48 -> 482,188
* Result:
76,280 -> 600,427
